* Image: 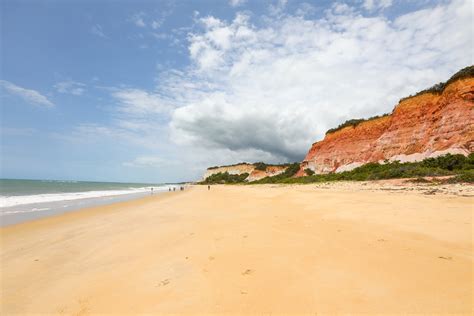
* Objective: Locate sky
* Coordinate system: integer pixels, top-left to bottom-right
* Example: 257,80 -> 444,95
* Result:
0,0 -> 472,183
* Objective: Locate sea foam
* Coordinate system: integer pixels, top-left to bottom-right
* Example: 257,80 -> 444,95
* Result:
0,186 -> 170,208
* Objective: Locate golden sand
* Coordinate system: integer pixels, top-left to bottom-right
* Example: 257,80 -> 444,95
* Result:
1,183 -> 473,314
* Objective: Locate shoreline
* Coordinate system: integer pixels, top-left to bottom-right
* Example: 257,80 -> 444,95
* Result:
0,192 -> 148,227
0,184 -> 185,227
0,190 -> 179,230
1,183 -> 472,314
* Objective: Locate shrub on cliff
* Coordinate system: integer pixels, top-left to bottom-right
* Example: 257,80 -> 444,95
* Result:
421,153 -> 473,171
444,65 -> 474,87
399,65 -> 474,103
323,66 -> 474,136
254,162 -> 268,171
448,170 -> 474,183
249,153 -> 473,184
305,168 -> 315,176
325,114 -> 390,135
202,172 -> 249,184
282,163 -> 301,177
207,162 -> 251,170
251,163 -> 301,184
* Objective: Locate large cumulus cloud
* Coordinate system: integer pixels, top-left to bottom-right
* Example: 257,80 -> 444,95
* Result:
165,0 -> 472,162
114,0 -> 472,167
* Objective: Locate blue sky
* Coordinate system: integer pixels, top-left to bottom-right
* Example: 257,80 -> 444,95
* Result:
1,0 -> 472,183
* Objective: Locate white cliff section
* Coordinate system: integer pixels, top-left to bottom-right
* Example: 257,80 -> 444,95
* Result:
202,164 -> 255,181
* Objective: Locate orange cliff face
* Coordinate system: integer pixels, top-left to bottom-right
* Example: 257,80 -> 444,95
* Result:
297,77 -> 474,176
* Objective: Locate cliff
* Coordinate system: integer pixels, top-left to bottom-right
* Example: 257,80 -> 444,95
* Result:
203,163 -> 288,182
298,68 -> 474,176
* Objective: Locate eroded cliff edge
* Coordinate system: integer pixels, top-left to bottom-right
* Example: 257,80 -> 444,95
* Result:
297,68 -> 474,176
203,163 -> 288,181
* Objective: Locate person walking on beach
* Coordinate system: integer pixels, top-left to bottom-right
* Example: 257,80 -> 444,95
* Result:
151,187 -> 154,195
208,185 -> 210,191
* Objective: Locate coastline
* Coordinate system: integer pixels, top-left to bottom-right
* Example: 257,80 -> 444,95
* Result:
1,191 -> 160,227
0,182 -> 180,227
1,183 -> 472,314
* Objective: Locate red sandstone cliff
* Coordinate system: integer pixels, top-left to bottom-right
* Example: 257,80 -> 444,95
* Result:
297,76 -> 474,176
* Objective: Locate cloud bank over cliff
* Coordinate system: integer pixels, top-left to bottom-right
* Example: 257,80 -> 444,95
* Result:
161,0 -> 472,164
105,0 -> 472,180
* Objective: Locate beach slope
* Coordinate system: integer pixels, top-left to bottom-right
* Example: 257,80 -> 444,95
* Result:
1,184 -> 473,314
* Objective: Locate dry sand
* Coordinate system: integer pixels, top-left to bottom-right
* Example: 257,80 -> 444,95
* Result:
1,183 -> 473,314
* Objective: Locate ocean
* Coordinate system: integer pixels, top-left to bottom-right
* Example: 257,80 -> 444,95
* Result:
0,179 -> 176,226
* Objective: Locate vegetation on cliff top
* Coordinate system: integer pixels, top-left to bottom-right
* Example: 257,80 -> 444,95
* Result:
255,153 -> 474,184
207,161 -> 292,171
201,163 -> 300,184
253,162 -> 268,171
325,113 -> 390,135
201,154 -> 473,184
399,65 -> 474,102
207,162 -> 251,170
325,65 -> 473,136
251,163 -> 301,184
201,172 -> 250,184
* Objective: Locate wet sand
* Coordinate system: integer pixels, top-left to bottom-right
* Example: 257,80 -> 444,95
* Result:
1,183 -> 473,314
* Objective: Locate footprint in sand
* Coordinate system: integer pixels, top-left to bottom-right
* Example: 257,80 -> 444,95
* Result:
242,269 -> 253,276
74,298 -> 90,316
240,290 -> 248,295
438,256 -> 452,260
158,279 -> 170,286
208,256 -> 215,261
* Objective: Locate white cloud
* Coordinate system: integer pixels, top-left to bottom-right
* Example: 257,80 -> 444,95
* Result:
130,12 -> 146,27
295,2 -> 317,16
153,32 -> 169,40
151,20 -> 162,29
123,156 -> 178,168
269,0 -> 289,16
166,0 -> 472,162
363,0 -> 393,11
0,80 -> 54,107
111,88 -> 173,115
91,24 -> 107,38
54,80 -> 86,95
95,0 -> 471,172
0,127 -> 37,137
151,7 -> 174,30
229,0 -> 247,7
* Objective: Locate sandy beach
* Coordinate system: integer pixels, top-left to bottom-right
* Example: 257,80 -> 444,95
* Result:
1,182 -> 473,314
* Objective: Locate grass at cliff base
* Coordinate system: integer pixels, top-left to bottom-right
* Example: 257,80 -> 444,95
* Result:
201,154 -> 474,184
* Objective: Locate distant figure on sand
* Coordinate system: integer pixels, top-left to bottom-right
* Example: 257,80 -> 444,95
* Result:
208,185 -> 210,191
173,187 -> 176,191
151,187 -> 153,195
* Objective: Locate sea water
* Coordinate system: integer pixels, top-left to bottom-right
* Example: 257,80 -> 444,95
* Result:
0,179 -> 176,226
